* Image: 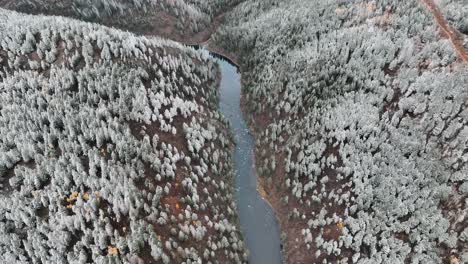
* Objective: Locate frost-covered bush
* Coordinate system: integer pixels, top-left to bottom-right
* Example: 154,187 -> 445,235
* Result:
214,0 -> 468,263
0,9 -> 246,263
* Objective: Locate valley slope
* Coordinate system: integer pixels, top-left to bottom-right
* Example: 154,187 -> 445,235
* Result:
0,9 -> 247,263
214,0 -> 468,263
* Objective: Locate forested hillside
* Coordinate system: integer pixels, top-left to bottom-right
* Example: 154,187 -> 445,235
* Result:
0,9 -> 247,263
0,0 -> 241,43
214,0 -> 468,263
1,0 -> 467,263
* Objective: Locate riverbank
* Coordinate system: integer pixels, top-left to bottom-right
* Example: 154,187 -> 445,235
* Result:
214,55 -> 283,264
134,5 -> 286,261
136,3 -> 342,261
240,92 -> 312,264
201,40 -> 293,264
204,44 -> 294,263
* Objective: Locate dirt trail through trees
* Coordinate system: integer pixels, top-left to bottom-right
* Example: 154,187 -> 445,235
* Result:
421,0 -> 468,63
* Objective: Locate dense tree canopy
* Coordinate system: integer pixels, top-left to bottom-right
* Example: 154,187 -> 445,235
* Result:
214,0 -> 468,263
0,0 -> 242,41
0,8 -> 247,263
1,0 -> 467,263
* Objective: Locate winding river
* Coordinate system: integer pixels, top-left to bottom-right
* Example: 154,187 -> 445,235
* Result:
213,53 -> 283,264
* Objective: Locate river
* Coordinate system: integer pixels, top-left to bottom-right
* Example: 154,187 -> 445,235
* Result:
214,53 -> 283,264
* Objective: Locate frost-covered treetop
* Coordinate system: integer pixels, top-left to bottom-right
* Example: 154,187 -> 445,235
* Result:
0,8 -> 246,263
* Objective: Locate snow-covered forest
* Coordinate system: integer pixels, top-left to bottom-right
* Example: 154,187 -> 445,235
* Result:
214,0 -> 468,263
1,0 -> 467,263
0,9 -> 247,263
0,0 -> 241,42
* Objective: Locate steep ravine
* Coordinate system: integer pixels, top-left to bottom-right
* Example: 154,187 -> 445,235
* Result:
207,50 -> 284,264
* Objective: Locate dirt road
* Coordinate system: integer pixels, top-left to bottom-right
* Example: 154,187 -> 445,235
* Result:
421,0 -> 468,63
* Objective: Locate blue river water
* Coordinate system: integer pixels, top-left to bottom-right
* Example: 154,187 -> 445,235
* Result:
215,56 -> 283,264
